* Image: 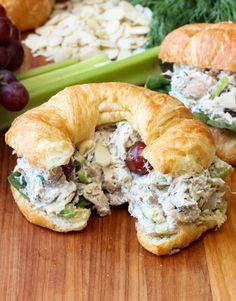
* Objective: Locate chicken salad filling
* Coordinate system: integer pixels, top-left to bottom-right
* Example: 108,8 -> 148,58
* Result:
9,121 -> 231,236
168,64 -> 236,132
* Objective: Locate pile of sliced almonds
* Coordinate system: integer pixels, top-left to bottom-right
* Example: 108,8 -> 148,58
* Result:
23,0 -> 152,62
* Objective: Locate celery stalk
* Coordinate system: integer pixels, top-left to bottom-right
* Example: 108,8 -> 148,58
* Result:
21,53 -> 109,92
16,57 -> 79,80
0,47 -> 161,130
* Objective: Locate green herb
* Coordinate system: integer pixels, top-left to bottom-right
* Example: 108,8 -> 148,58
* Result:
8,171 -> 28,199
211,76 -> 230,98
129,0 -> 236,47
37,174 -> 45,183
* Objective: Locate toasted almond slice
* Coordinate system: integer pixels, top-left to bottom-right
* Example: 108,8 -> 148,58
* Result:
95,144 -> 111,166
23,34 -> 48,52
101,7 -> 125,20
105,48 -> 119,60
79,45 -> 101,60
130,26 -> 150,35
117,38 -> 131,50
117,49 -> 132,60
53,46 -> 72,62
105,20 -> 121,35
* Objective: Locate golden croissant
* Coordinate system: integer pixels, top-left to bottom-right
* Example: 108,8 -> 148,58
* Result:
159,22 -> 236,166
6,83 -> 231,255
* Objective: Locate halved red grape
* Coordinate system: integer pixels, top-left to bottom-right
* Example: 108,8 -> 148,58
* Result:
0,81 -> 29,111
6,41 -> 24,71
0,5 -> 6,17
126,141 -> 153,175
0,46 -> 9,68
62,160 -> 73,180
0,69 -> 17,84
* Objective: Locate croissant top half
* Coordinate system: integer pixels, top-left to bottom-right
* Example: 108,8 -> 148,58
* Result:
5,83 -> 215,174
159,22 -> 236,72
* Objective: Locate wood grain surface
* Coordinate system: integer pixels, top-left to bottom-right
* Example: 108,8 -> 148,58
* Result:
1,47 -> 236,301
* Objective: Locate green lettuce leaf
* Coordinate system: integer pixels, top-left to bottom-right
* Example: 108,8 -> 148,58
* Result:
77,196 -> 92,208
207,119 -> 236,133
193,112 -> 236,133
145,75 -> 171,93
193,112 -> 210,123
8,171 -> 29,199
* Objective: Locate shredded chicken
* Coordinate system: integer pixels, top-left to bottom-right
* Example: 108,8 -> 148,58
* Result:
14,122 -> 229,236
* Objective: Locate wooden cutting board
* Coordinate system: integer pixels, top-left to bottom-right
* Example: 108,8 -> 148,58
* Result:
0,48 -> 236,301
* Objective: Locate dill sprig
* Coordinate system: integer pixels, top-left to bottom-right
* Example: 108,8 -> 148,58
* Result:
129,0 -> 236,47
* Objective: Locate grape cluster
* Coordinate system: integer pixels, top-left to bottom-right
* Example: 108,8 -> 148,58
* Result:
0,5 -> 28,111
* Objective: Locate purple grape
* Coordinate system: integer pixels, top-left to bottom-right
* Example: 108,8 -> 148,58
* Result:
10,24 -> 20,41
0,69 -> 17,84
6,41 -> 24,71
0,81 -> 29,111
0,17 -> 11,44
0,5 -> 6,17
126,141 -> 153,175
0,46 -> 9,68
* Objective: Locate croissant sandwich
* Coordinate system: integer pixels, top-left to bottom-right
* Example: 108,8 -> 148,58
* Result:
5,83 -> 232,255
159,22 -> 236,166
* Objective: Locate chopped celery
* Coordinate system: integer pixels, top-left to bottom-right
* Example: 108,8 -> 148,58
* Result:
58,197 -> 92,218
58,204 -> 79,219
209,165 -> 233,179
211,76 -> 230,98
0,46 -> 161,130
155,223 -> 168,234
16,57 -> 79,80
77,169 -> 90,184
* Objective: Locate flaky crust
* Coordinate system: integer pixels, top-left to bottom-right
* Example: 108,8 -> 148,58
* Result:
159,22 -> 236,71
0,0 -> 55,31
210,127 -> 236,166
136,205 -> 227,255
11,187 -> 91,232
6,83 -> 215,174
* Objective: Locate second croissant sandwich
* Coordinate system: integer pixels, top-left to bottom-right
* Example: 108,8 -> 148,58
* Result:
159,22 -> 236,166
5,83 -> 232,255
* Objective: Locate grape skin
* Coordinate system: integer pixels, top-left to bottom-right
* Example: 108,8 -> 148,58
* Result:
126,141 -> 153,175
0,81 -> 29,111
0,4 -> 27,112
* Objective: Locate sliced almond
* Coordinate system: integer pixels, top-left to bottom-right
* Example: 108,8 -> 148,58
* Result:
23,0 -> 151,62
95,144 -> 111,166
